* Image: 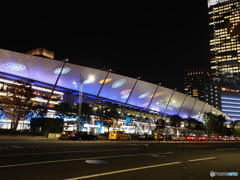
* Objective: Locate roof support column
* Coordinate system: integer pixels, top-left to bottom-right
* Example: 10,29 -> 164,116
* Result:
188,98 -> 198,118
120,77 -> 140,117
163,88 -> 176,120
91,69 -> 111,112
198,102 -> 206,121
177,94 -> 188,116
143,83 -> 161,119
45,58 -> 68,112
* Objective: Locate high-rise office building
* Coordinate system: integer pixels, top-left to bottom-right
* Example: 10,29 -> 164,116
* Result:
184,67 -> 210,100
208,0 -> 240,120
209,0 -> 240,82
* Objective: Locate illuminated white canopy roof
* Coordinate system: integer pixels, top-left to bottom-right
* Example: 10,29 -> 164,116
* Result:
0,48 -> 230,121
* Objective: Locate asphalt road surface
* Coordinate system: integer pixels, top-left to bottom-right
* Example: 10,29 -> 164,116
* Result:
0,137 -> 239,180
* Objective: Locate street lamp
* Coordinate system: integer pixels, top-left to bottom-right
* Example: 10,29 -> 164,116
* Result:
73,75 -> 84,132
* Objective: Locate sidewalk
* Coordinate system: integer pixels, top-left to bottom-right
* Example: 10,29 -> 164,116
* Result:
0,135 -> 58,140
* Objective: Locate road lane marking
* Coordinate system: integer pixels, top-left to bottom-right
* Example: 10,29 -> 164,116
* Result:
64,157 -> 216,180
0,152 -> 173,168
216,148 -> 237,151
0,148 -> 141,157
188,157 -> 218,162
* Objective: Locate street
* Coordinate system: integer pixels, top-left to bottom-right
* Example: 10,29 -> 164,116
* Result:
0,137 -> 239,180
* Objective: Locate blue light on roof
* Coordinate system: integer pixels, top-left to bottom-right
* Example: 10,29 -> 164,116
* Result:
83,76 -> 95,84
112,79 -> 126,88
121,92 -> 130,99
2,62 -> 26,71
138,92 -> 149,99
54,67 -> 71,74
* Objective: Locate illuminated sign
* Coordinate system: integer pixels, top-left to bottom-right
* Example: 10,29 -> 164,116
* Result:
125,117 -> 131,125
122,125 -> 135,128
156,119 -> 165,128
84,124 -> 100,128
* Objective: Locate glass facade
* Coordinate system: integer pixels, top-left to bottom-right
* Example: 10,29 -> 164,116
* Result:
221,91 -> 240,120
209,0 -> 240,79
208,0 -> 240,121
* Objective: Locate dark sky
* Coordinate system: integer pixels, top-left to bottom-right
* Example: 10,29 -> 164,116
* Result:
1,2 -> 210,92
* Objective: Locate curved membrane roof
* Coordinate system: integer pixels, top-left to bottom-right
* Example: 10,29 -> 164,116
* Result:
0,48 -> 230,121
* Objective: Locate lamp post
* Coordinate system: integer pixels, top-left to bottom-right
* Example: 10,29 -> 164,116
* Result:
73,75 -> 84,132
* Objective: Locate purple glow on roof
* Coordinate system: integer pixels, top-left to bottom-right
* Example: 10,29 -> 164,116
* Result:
0,48 -> 230,121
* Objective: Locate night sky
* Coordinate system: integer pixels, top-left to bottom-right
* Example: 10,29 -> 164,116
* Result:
1,2 -> 210,93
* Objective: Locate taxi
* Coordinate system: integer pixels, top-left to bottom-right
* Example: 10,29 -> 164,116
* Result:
109,130 -> 131,141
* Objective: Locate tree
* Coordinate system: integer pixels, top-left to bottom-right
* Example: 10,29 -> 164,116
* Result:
55,103 -> 74,118
0,80 -> 36,130
79,102 -> 92,118
185,117 -> 203,130
203,112 -> 226,136
229,120 -> 240,137
170,115 -> 182,127
77,102 -> 92,124
96,101 -> 120,132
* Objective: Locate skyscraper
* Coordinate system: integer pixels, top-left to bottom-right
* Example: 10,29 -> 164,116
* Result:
184,67 -> 210,100
208,0 -> 240,120
209,0 -> 240,83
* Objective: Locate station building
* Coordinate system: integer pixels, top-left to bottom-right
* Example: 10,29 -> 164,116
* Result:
0,48 -> 230,135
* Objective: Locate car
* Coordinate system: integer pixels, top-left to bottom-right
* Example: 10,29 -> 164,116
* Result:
228,137 -> 237,141
186,136 -> 196,141
172,135 -> 186,141
138,133 -> 155,141
208,136 -> 218,141
68,131 -> 98,141
154,133 -> 166,141
109,130 -> 131,141
196,136 -> 207,141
